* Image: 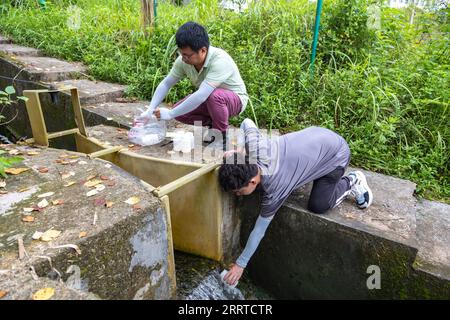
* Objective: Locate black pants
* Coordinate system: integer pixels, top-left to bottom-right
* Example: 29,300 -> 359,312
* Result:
307,166 -> 352,214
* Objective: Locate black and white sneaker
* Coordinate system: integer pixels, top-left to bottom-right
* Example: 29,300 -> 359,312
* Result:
348,171 -> 373,209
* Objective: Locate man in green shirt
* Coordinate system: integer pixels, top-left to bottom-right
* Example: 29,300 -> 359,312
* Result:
139,22 -> 248,141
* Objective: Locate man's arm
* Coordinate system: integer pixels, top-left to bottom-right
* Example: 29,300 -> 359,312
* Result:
140,75 -> 179,118
154,81 -> 216,120
223,215 -> 273,285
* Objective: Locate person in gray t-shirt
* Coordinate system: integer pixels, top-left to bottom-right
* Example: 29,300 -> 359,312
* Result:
218,118 -> 373,286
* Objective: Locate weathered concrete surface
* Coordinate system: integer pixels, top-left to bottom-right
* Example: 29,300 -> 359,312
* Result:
0,144 -> 176,299
239,169 -> 450,299
0,269 -> 100,300
415,200 -> 450,280
0,35 -> 11,44
1,55 -> 86,82
0,43 -> 40,57
0,53 -> 125,143
53,79 -> 126,105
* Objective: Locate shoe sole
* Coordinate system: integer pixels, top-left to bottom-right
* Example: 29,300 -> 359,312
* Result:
355,171 -> 373,209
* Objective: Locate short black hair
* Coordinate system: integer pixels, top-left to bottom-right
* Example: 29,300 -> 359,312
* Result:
175,21 -> 209,52
218,152 -> 259,192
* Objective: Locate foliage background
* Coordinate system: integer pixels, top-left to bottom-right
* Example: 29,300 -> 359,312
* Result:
0,0 -> 448,202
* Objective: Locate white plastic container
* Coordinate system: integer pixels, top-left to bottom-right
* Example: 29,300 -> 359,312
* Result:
172,131 -> 185,152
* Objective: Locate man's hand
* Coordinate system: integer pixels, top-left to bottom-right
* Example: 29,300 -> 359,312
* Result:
154,107 -> 173,121
223,263 -> 244,286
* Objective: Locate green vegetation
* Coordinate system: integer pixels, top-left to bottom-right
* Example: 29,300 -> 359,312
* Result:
0,85 -> 26,177
0,0 -> 448,202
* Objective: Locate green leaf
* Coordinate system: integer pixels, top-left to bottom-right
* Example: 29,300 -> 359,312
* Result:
17,96 -> 29,102
1,156 -> 24,167
5,86 -> 16,95
0,90 -> 8,96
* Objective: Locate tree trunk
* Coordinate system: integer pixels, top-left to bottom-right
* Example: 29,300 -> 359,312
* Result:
141,0 -> 155,33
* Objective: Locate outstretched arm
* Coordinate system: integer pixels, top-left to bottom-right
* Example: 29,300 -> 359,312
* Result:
223,214 -> 273,286
140,75 -> 179,119
154,81 -> 216,120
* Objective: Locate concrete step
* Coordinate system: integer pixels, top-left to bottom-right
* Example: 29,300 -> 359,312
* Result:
1,55 -> 86,82
82,100 -> 144,128
0,144 -> 176,299
0,35 -> 11,44
53,79 -> 126,105
0,43 -> 40,57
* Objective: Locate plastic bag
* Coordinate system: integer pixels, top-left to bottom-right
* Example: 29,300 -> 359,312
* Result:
128,115 -> 166,146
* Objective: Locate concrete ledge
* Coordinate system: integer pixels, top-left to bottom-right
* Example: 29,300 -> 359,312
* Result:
0,43 -> 40,57
0,145 -> 176,299
0,35 -> 12,44
53,79 -> 126,105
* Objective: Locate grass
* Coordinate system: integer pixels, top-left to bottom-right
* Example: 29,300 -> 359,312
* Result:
0,0 -> 448,202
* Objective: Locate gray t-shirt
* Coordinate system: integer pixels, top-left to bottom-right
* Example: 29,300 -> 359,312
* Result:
246,125 -> 350,218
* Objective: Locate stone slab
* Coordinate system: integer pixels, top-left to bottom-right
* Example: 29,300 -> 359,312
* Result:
0,144 -> 176,299
0,43 -> 40,57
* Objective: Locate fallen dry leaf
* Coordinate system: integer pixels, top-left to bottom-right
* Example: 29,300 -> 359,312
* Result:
37,199 -> 49,209
18,187 -> 30,193
128,144 -> 135,148
104,164 -> 112,168
100,175 -> 109,181
84,179 -> 102,188
85,174 -> 97,181
86,189 -> 99,197
78,160 -> 88,165
5,168 -> 29,175
38,167 -> 49,173
23,207 -> 34,213
8,149 -> 20,155
0,181 -> 6,188
59,154 -> 69,158
52,199 -> 64,205
61,171 -> 75,179
105,201 -> 114,208
106,180 -> 116,187
125,197 -> 140,205
27,151 -> 40,156
132,204 -> 142,211
32,231 -> 43,240
38,192 -> 54,198
79,231 -> 87,238
40,229 -> 61,242
95,184 -> 105,192
63,181 -> 76,187
94,198 -> 106,206
69,156 -> 79,159
22,216 -> 35,222
0,290 -> 7,299
32,287 -> 54,300
0,190 -> 8,194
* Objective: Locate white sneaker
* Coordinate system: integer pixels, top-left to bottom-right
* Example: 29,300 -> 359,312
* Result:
348,171 -> 373,209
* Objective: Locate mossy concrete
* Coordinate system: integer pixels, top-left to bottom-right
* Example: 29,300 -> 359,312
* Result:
0,144 -> 176,299
238,169 -> 450,299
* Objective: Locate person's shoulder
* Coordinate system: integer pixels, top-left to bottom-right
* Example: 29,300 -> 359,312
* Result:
210,46 -> 233,62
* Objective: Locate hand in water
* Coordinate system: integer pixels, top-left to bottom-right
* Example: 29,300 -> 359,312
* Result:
223,263 -> 244,286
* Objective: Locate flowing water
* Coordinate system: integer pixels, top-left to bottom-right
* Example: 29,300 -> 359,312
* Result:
175,251 -> 274,300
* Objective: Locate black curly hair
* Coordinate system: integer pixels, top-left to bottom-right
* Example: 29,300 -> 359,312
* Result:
218,152 -> 259,192
176,21 -> 209,52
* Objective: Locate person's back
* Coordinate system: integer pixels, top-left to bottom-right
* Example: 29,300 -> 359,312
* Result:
245,123 -> 351,217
